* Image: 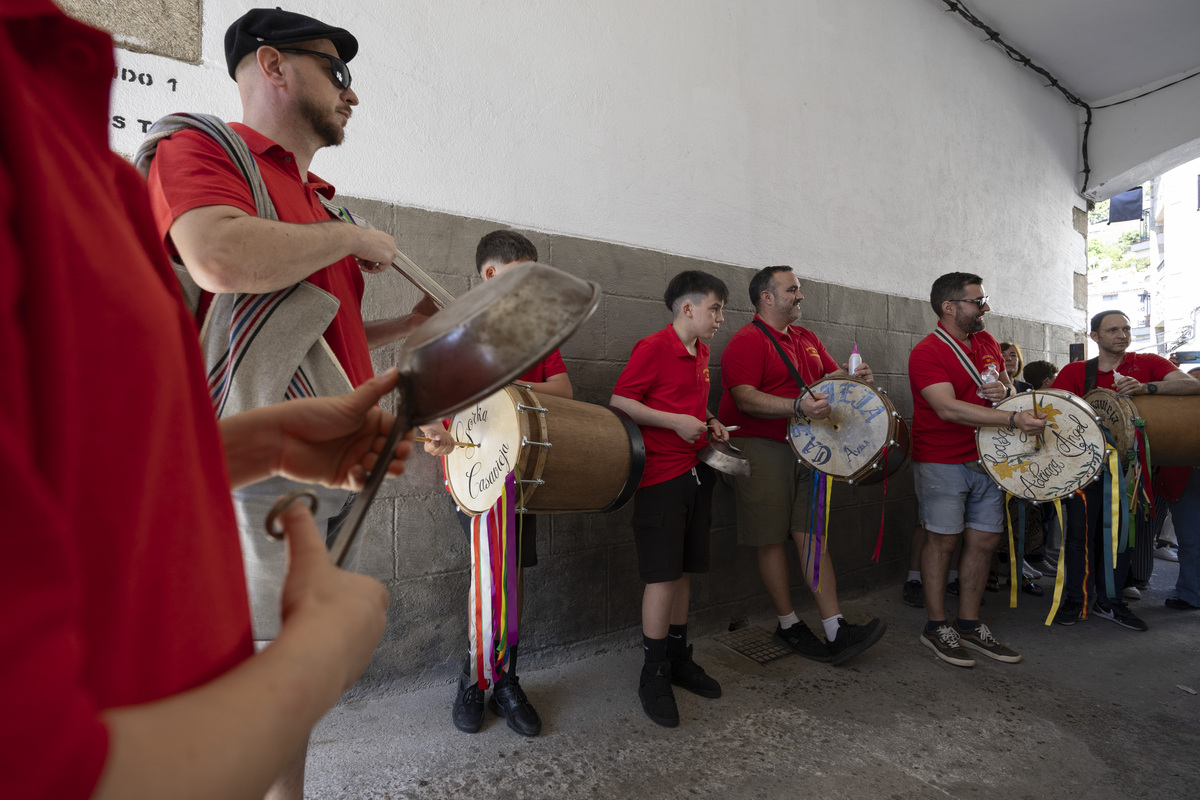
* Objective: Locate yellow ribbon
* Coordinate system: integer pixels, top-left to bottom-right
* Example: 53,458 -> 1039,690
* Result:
1005,494 -> 1018,608
1107,446 -> 1120,569
1044,498 -> 1066,626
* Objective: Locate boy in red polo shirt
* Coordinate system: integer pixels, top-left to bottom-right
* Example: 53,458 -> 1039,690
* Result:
610,271 -> 731,728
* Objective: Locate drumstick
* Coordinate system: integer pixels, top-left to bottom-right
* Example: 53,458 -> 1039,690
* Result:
414,435 -> 476,448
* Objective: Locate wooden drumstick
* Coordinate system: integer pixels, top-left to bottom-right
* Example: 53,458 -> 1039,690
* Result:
415,435 -> 476,449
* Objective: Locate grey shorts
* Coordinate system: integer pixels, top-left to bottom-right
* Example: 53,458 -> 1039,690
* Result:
727,437 -> 813,546
912,461 -> 1005,535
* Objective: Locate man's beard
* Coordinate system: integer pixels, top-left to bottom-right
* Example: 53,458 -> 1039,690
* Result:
299,96 -> 345,147
956,307 -> 984,334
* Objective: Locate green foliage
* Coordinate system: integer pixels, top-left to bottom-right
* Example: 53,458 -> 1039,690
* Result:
1088,199 -> 1109,225
1087,235 -> 1149,273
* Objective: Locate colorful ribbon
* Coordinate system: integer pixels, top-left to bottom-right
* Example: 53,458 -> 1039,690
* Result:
464,471 -> 520,689
1044,498 -> 1066,626
806,471 -> 833,592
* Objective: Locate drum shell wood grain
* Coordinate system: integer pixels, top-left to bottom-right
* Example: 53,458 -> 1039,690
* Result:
1085,389 -> 1200,466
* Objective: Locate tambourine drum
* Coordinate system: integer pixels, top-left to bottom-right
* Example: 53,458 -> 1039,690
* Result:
976,389 -> 1105,501
787,377 -> 910,484
1084,388 -> 1200,466
445,385 -> 645,515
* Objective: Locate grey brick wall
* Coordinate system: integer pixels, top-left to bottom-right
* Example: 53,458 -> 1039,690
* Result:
341,196 -> 1080,684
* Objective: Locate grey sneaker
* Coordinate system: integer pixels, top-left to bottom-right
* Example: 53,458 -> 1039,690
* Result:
955,622 -> 1022,663
920,624 -> 975,668
1093,600 -> 1149,632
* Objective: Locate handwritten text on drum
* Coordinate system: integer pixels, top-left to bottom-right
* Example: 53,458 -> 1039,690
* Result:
789,381 -> 885,472
981,414 -> 1102,499
453,406 -> 514,499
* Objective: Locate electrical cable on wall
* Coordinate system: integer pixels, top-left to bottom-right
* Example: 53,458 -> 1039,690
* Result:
941,0 -> 1200,196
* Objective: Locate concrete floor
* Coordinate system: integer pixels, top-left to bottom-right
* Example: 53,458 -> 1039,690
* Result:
307,563 -> 1199,799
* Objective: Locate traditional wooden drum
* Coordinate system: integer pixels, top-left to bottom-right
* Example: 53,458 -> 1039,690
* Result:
445,385 -> 645,514
977,389 -> 1105,501
787,377 -> 910,484
1084,388 -> 1200,466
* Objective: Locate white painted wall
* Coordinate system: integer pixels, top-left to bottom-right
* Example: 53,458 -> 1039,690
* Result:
1156,157 -> 1200,349
110,0 -> 1085,327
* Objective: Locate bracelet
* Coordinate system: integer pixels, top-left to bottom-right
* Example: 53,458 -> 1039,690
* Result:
1007,410 -> 1016,428
792,395 -> 810,422
706,415 -> 718,424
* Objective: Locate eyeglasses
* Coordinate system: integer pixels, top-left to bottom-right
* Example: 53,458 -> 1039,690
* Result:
953,296 -> 989,309
278,48 -> 352,90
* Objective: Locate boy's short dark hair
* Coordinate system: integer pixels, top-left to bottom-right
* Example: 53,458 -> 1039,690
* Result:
748,265 -> 793,310
664,270 -> 729,313
1090,309 -> 1128,332
929,272 -> 984,315
475,230 -> 538,275
1022,360 -> 1058,389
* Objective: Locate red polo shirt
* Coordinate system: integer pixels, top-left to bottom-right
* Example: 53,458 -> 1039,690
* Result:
613,326 -> 711,487
1,9 -> 252,798
718,317 -> 839,442
909,323 -> 1003,464
520,349 -> 567,384
1052,352 -> 1176,395
147,123 -> 374,388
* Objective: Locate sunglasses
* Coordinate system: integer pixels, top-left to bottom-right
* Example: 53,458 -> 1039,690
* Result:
953,296 -> 989,309
278,48 -> 352,90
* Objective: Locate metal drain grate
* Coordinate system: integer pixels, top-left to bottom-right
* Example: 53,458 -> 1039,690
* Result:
715,626 -> 794,665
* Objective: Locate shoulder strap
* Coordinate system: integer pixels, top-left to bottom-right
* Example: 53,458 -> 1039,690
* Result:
933,327 -> 984,387
1084,357 -> 1099,393
134,113 -> 278,222
752,319 -> 810,395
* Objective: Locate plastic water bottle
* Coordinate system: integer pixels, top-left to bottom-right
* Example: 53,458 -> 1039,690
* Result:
847,342 -> 862,377
977,363 -> 1000,401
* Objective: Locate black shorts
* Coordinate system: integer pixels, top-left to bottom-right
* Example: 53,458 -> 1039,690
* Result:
631,463 -> 715,583
454,500 -> 538,568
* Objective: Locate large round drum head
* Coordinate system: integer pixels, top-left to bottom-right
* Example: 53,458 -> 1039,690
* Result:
977,389 -> 1105,501
787,377 -> 906,482
444,387 -> 540,515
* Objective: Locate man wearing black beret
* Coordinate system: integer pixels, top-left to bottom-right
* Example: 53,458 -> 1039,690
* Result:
143,8 -> 434,799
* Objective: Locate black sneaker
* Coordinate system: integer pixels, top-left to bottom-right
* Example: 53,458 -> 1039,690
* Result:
1054,598 -> 1082,626
451,674 -> 485,733
773,622 -> 832,663
670,644 -> 721,698
827,618 -> 887,666
946,579 -> 960,596
902,579 -> 925,608
639,660 -> 679,727
1092,600 -> 1149,632
955,622 -> 1021,663
920,624 -> 975,668
488,673 -> 542,736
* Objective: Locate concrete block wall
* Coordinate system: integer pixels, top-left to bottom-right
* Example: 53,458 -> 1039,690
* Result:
342,195 -> 1080,684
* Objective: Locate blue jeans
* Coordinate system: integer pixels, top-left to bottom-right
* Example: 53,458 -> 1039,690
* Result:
1167,470 -> 1200,607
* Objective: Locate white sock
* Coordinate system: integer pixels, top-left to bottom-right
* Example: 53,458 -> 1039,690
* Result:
778,611 -> 800,629
822,614 -> 844,641
907,570 -> 921,582
948,570 -> 959,584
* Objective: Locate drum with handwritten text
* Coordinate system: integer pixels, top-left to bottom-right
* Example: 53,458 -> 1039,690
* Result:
1084,388 -> 1200,466
976,389 -> 1105,501
787,377 -> 910,484
445,385 -> 645,515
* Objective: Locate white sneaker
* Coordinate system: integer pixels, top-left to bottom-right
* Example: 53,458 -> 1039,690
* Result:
1123,586 -> 1142,600
1022,560 -> 1044,580
1154,543 -> 1179,562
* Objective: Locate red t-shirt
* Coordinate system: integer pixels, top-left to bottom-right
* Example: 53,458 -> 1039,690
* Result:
147,122 -> 374,389
613,326 -> 711,486
520,349 -> 567,384
1,11 -> 253,798
718,318 -> 839,442
908,324 -> 1003,463
1052,352 -> 1176,395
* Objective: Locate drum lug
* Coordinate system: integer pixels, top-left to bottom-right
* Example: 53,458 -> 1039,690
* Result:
517,402 -> 548,414
519,478 -> 545,486
847,478 -> 854,485
522,436 -> 552,449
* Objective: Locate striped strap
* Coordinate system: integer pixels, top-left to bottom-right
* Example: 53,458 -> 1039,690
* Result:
933,327 -> 984,388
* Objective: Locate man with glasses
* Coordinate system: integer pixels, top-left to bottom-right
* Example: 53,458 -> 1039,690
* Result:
145,8 -> 430,799
908,273 -> 1046,668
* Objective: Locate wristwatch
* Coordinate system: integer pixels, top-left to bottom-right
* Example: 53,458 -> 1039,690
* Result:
1147,382 -> 1158,395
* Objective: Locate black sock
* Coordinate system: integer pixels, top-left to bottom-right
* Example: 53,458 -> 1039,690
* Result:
666,623 -> 687,660
955,618 -> 979,631
925,619 -> 948,634
643,635 -> 668,664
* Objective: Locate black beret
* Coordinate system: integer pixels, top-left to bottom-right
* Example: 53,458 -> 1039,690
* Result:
225,7 -> 358,79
